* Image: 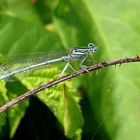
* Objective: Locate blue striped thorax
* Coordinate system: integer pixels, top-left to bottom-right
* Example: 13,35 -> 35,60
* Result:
69,43 -> 98,59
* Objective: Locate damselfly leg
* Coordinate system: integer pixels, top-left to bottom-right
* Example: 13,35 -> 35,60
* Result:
60,62 -> 76,77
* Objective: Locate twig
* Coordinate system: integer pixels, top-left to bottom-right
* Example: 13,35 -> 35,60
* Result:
0,56 -> 140,113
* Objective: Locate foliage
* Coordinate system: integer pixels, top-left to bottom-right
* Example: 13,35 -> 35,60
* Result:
0,0 -> 140,140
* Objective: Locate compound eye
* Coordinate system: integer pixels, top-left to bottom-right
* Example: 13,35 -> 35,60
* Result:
88,43 -> 95,49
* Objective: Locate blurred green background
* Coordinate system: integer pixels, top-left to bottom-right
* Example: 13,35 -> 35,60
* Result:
0,0 -> 140,140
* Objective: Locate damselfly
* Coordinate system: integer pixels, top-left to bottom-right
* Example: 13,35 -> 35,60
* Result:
0,43 -> 98,81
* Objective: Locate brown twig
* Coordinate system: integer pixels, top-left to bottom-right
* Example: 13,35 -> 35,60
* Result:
0,56 -> 140,113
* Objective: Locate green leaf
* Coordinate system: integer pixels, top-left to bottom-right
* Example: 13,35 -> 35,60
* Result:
6,81 -> 29,138
0,81 -> 29,139
63,88 -> 84,138
0,14 -> 62,54
34,0 -> 58,24
53,0 -> 140,139
0,81 -> 8,139
0,0 -> 42,25
21,67 -> 83,138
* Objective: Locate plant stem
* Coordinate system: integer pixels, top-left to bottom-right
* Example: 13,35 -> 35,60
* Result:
0,56 -> 140,113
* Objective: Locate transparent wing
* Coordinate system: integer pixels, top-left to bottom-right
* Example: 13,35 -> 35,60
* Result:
0,51 -> 67,80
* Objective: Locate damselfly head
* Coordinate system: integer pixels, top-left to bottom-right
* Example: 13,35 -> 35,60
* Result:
88,43 -> 98,52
